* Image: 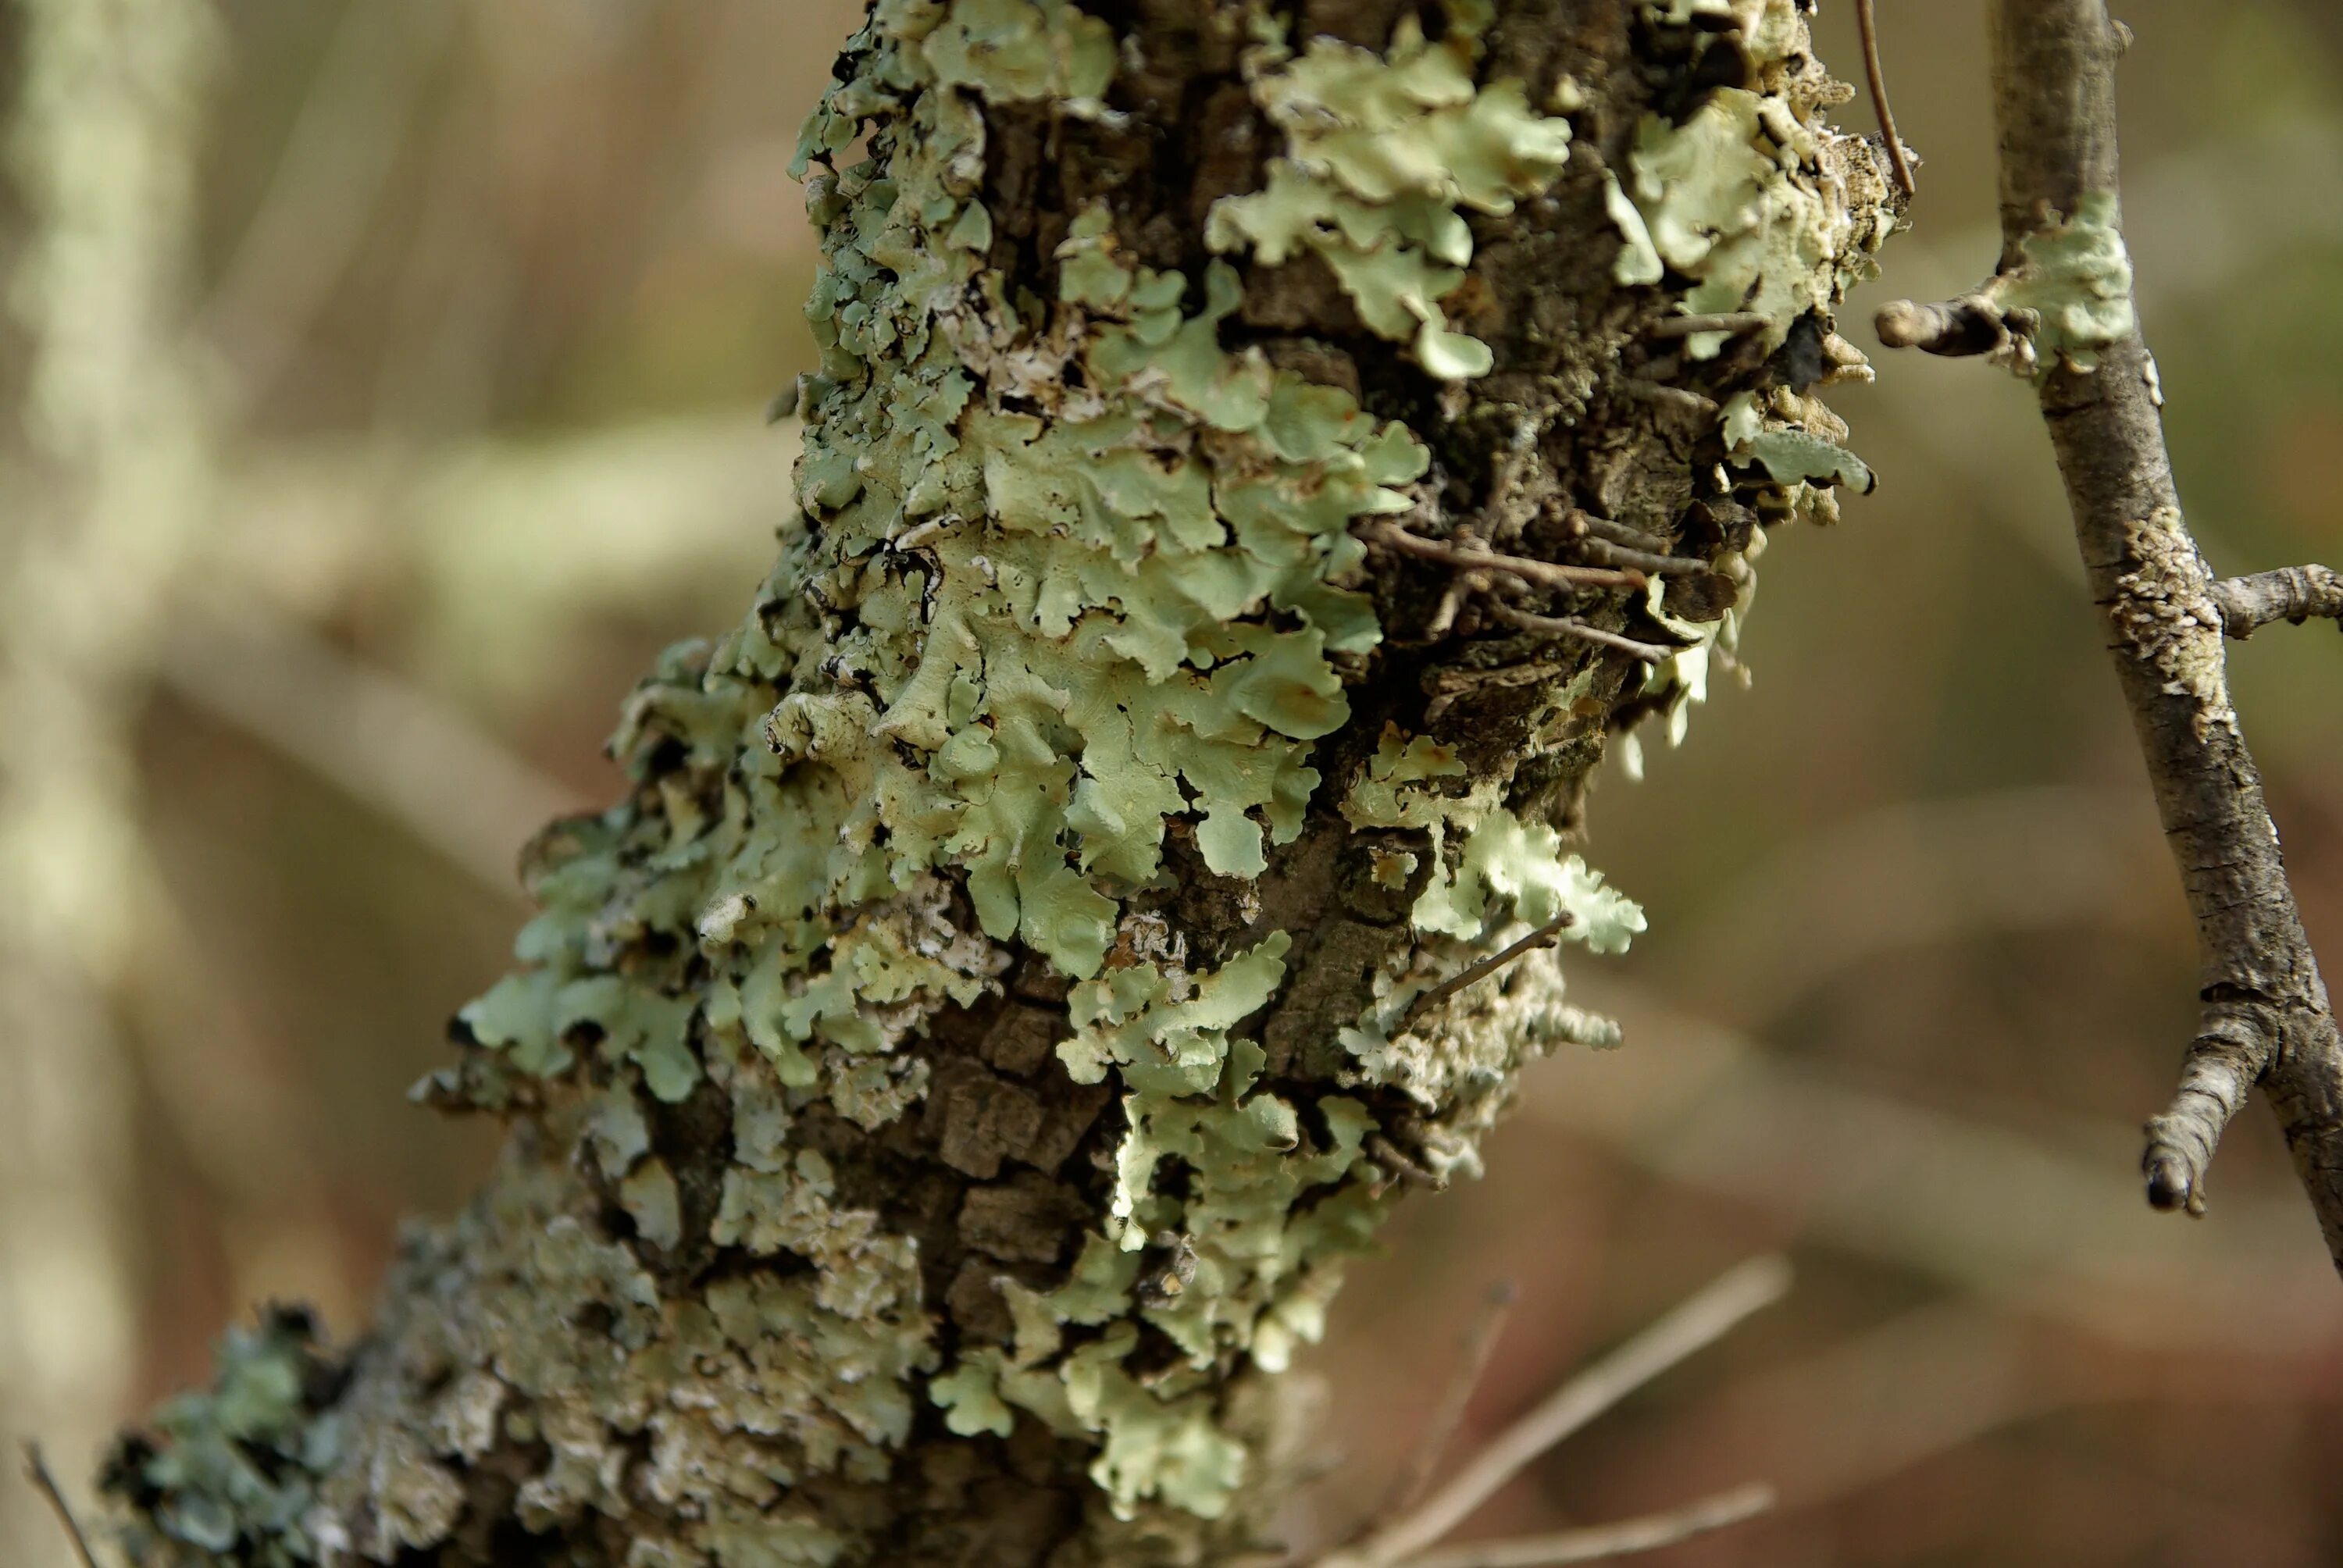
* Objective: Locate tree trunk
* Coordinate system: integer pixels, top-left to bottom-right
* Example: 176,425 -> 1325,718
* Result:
104,2 -> 1894,1563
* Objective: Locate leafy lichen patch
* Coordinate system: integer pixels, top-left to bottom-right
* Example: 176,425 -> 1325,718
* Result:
1207,11 -> 1574,379
110,0 -> 1901,1561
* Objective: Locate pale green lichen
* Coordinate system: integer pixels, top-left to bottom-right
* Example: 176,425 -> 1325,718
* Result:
438,0 -> 1439,1528
1205,9 -> 1573,379
1614,1 -> 1892,358
116,0 -> 1899,1557
2003,190 -> 2135,375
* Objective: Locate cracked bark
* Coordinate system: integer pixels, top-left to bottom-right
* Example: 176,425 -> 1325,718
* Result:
99,4 -> 1895,1565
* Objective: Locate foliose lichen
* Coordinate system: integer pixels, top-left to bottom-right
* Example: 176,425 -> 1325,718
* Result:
112,1 -> 1899,1561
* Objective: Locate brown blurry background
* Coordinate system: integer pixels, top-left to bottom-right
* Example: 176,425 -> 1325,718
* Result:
2,2 -> 2339,1563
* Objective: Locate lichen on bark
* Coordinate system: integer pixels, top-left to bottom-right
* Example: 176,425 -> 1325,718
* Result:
105,2 -> 1895,1564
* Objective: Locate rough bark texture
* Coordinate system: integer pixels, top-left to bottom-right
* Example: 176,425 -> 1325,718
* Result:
1983,0 -> 2343,1262
104,3 -> 1893,1564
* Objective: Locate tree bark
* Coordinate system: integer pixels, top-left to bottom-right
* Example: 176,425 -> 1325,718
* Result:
103,2 -> 1894,1563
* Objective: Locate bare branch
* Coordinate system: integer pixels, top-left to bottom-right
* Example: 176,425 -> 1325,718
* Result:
1326,1256 -> 1792,1568
1380,1283 -> 1519,1524
1855,0 -> 1917,198
21,1443 -> 101,1568
1567,511 -> 1671,554
2208,565 -> 2343,640
1483,604 -> 1677,665
1361,522 -> 1647,591
1642,311 -> 1771,340
1571,538 -> 1709,579
1979,0 -> 2343,1257
1396,1483 -> 1776,1568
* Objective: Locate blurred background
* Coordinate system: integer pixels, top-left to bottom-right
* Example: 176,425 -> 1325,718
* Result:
0,1 -> 2338,1563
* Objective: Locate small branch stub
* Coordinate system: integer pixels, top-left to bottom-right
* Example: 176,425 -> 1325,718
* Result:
2208,565 -> 2343,640
1873,294 -> 2008,358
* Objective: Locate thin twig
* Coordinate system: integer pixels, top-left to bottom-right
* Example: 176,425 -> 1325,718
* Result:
1362,522 -> 1647,591
1855,0 -> 1917,197
2207,565 -> 2343,640
1568,511 -> 1671,555
1382,1284 -> 1520,1523
1572,539 -> 1709,579
1617,379 -> 1715,417
1642,311 -> 1771,340
1975,0 -> 2343,1260
1328,1256 -> 1792,1568
22,1443 -> 101,1568
1396,1482 -> 1776,1568
1404,916 -> 1575,1028
1484,604 -> 1677,665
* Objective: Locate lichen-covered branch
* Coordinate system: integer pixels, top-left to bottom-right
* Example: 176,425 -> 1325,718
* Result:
102,3 -> 1895,1563
1878,0 -> 2343,1263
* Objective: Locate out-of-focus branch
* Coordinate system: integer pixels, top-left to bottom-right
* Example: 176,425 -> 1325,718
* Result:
2208,565 -> 2343,640
1395,1483 -> 1774,1568
0,0 -> 223,1556
1378,1284 -> 1518,1527
198,0 -> 460,415
1874,0 -> 2343,1267
1320,1259 -> 1790,1568
20,1443 -> 98,1568
162,597 -> 586,899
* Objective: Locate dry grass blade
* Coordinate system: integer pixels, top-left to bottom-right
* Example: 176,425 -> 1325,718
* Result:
1396,1482 -> 1776,1568
1380,1283 -> 1520,1524
1325,1256 -> 1792,1568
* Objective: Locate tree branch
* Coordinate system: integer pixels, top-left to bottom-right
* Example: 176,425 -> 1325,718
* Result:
1965,0 -> 2343,1257
2208,565 -> 2343,640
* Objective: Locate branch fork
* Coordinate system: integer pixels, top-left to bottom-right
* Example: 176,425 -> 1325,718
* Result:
1878,0 -> 2343,1266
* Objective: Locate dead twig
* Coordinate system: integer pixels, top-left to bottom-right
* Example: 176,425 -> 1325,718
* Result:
1396,1482 -> 1776,1568
1855,0 -> 1917,197
1893,1 -> 2343,1260
1321,1256 -> 1792,1568
1404,916 -> 1576,1028
22,1443 -> 101,1568
1484,603 -> 1678,665
1642,311 -> 1771,340
1362,522 -> 1647,591
1571,538 -> 1708,579
1567,511 -> 1671,555
2208,565 -> 2343,640
1379,1284 -> 1519,1524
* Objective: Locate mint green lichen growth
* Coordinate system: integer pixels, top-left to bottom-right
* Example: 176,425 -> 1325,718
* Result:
1206,8 -> 1573,379
439,0 -> 1449,1531
109,1313 -> 344,1567
111,0 -> 1903,1559
1617,0 -> 1892,358
2005,190 -> 2135,374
